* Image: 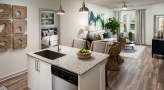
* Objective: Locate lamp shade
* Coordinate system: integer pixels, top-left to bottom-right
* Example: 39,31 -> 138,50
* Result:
57,5 -> 65,14
79,2 -> 89,13
85,26 -> 92,31
57,0 -> 65,15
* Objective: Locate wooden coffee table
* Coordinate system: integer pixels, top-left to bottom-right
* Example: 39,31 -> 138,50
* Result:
125,42 -> 135,52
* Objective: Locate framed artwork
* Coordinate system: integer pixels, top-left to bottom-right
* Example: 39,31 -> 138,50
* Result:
13,34 -> 27,49
41,11 -> 54,25
0,20 -> 12,35
0,36 -> 12,51
13,20 -> 27,34
97,13 -> 105,30
88,11 -> 97,30
88,11 -> 105,31
154,15 -> 164,34
0,3 -> 11,19
12,5 -> 27,19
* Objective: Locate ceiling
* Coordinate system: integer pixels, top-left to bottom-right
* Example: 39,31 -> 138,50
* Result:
77,0 -> 164,8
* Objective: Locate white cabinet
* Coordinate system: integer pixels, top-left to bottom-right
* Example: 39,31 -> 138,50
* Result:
27,56 -> 52,90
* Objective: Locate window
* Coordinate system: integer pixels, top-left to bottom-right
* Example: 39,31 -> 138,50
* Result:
120,11 -> 135,41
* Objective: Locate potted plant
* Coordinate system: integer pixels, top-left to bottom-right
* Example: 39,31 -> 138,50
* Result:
105,17 -> 120,38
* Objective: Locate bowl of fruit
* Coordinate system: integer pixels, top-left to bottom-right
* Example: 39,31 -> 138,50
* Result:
77,49 -> 92,59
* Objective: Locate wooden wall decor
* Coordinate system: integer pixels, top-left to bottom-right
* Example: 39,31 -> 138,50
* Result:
0,20 -> 11,35
0,36 -> 12,51
13,20 -> 27,34
12,5 -> 27,19
13,34 -> 27,49
0,3 -> 11,19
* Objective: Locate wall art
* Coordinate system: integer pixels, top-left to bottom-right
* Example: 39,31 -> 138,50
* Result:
88,11 -> 97,30
13,20 -> 27,34
12,5 -> 27,19
0,3 -> 11,19
41,11 -> 54,25
97,13 -> 105,30
88,11 -> 105,31
0,20 -> 11,35
13,34 -> 27,49
0,36 -> 12,51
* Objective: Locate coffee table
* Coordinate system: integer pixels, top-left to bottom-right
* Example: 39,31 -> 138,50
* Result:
125,42 -> 135,52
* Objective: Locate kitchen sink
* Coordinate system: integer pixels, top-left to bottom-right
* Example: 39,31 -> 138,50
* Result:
34,50 -> 65,60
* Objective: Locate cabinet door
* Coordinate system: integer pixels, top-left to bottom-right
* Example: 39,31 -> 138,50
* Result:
27,56 -> 39,90
38,61 -> 52,90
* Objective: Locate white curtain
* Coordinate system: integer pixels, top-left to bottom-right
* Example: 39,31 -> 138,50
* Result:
113,11 -> 121,40
135,9 -> 146,45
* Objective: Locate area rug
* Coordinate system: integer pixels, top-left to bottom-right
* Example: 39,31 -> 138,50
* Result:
120,45 -> 146,59
0,86 -> 8,90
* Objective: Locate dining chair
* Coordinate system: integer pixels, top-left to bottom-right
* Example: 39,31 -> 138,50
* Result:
90,41 -> 108,53
72,38 -> 86,49
118,38 -> 126,50
118,38 -> 126,64
90,41 -> 109,87
107,43 -> 121,71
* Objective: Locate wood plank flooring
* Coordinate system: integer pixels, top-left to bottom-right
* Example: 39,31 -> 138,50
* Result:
0,46 -> 164,90
107,46 -> 164,90
0,73 -> 30,90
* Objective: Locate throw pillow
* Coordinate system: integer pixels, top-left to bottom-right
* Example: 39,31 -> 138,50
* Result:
97,34 -> 101,40
103,33 -> 109,39
42,31 -> 48,36
49,30 -> 54,35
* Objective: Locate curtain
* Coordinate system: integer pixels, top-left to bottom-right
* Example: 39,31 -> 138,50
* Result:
113,11 -> 121,40
135,9 -> 146,45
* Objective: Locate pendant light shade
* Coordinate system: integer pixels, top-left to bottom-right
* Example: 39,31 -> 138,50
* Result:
122,2 -> 127,10
57,0 -> 65,15
79,1 -> 89,13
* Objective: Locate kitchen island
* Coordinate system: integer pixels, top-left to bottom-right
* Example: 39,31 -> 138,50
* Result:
27,45 -> 109,90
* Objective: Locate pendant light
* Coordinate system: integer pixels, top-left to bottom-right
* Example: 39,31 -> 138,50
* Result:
57,0 -> 65,15
122,2 -> 127,10
79,0 -> 89,13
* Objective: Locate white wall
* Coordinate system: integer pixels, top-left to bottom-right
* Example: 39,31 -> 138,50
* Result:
112,3 -> 164,45
60,0 -> 112,46
0,0 -> 59,79
0,0 -> 112,79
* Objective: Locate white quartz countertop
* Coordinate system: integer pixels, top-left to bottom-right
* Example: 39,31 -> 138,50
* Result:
27,45 -> 109,75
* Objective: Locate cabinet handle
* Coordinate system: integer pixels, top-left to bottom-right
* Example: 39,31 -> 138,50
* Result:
35,60 -> 37,71
37,61 -> 40,72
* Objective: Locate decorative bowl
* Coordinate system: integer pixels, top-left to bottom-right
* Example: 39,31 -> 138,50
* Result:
76,49 -> 92,59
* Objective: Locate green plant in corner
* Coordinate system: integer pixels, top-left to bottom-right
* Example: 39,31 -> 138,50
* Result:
105,17 -> 120,34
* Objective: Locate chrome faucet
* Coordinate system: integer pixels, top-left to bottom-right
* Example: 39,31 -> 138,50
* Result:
48,34 -> 60,52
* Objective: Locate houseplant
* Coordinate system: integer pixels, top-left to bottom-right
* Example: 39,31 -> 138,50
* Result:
105,17 -> 120,35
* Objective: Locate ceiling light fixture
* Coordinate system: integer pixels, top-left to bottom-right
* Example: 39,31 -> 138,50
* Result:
57,0 -> 65,15
122,2 -> 127,10
79,0 -> 89,13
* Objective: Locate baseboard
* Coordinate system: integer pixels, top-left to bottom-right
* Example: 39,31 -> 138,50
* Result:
0,69 -> 27,82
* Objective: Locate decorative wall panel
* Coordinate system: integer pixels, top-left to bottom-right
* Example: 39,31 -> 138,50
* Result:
0,36 -> 11,51
13,34 -> 27,49
0,20 -> 11,35
13,20 -> 27,34
0,3 -> 11,19
12,5 -> 27,19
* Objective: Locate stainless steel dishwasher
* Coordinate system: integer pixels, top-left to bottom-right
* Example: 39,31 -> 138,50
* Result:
51,65 -> 78,90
